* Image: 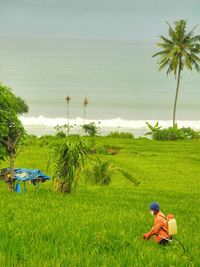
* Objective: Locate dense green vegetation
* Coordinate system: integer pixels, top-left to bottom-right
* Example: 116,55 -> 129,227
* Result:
146,122 -> 200,140
0,136 -> 199,266
0,83 -> 28,191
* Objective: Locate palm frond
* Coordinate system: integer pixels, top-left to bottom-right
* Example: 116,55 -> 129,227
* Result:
160,35 -> 174,45
174,19 -> 187,41
158,58 -> 170,71
192,60 -> 200,72
166,21 -> 177,42
190,53 -> 200,61
152,49 -> 171,58
191,35 -> 200,42
157,42 -> 173,49
154,20 -> 200,75
183,25 -> 198,42
183,52 -> 193,70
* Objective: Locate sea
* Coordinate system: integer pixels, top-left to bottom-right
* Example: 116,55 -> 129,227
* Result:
0,36 -> 200,136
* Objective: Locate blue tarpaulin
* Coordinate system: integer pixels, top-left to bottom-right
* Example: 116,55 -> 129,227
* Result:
0,168 -> 50,192
1,168 -> 50,182
13,168 -> 50,182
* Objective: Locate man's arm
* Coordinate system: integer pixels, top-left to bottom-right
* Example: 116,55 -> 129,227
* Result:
143,219 -> 165,240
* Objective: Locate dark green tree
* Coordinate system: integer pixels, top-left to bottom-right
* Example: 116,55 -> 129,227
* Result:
153,20 -> 200,126
0,84 -> 28,191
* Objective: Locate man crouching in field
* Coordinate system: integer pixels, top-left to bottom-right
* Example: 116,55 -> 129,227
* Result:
143,202 -> 169,245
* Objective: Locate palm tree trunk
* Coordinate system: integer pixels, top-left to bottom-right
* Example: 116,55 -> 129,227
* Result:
83,107 -> 86,124
67,103 -> 69,136
173,60 -> 182,127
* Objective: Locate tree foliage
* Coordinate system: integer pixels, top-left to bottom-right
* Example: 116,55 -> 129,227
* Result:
0,84 -> 28,152
0,85 -> 28,114
0,84 -> 28,191
153,20 -> 200,75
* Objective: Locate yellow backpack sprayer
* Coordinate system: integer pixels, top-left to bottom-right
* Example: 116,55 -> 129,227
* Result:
159,214 -> 185,254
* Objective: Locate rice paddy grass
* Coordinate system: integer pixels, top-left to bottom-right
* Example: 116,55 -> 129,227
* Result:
0,137 -> 199,266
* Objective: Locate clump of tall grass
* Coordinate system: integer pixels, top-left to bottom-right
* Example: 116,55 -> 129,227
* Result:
48,137 -> 89,193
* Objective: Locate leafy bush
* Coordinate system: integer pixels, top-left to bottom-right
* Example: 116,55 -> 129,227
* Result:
55,131 -> 66,138
146,122 -> 200,140
145,122 -> 161,138
153,127 -> 183,141
181,127 -> 200,139
82,122 -> 100,137
107,131 -> 134,139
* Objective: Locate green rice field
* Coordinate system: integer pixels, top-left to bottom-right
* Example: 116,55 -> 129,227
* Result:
0,137 -> 199,266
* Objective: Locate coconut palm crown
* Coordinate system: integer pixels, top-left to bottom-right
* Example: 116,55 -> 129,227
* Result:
153,19 -> 200,126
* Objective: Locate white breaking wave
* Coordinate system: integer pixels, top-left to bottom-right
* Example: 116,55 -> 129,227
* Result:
19,116 -> 200,130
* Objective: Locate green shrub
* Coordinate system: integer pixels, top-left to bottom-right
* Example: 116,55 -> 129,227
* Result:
55,131 -> 66,138
146,122 -> 200,140
82,122 -> 100,137
107,131 -> 134,139
153,127 -> 183,141
181,127 -> 200,139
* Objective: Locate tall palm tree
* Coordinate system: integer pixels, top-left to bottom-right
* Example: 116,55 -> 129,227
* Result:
153,20 -> 200,127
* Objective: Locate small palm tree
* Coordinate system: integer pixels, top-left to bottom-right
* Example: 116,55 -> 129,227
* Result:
84,157 -> 114,186
84,157 -> 140,186
153,20 -> 200,127
49,137 -> 89,193
65,95 -> 71,135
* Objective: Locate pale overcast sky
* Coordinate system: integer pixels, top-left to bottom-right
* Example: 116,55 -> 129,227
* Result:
1,0 -> 199,38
